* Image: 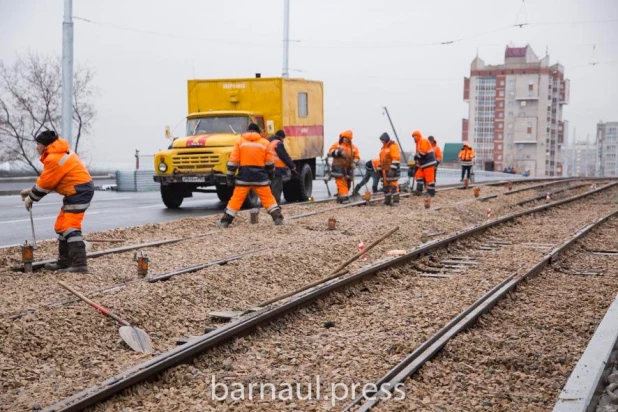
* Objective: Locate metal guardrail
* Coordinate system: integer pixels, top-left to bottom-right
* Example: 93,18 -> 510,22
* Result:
115,170 -> 159,192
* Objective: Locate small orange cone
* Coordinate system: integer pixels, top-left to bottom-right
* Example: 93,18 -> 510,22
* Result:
424,197 -> 431,209
473,187 -> 480,198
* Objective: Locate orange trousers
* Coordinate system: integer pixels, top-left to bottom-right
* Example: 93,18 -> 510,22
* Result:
414,165 -> 436,187
335,177 -> 350,197
54,210 -> 86,235
381,171 -> 399,194
226,186 -> 278,214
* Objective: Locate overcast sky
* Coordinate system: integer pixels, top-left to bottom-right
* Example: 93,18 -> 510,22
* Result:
1,0 -> 617,167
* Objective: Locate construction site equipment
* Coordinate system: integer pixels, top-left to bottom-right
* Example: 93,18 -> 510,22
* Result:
473,187 -> 480,197
153,76 -> 324,208
328,217 -> 336,230
250,209 -> 259,224
22,241 -> 34,273
58,281 -> 153,354
137,252 -> 149,277
322,156 -> 332,197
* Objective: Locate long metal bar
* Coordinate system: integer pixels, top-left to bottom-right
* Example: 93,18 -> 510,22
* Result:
42,182 -> 618,412
382,106 -> 408,164
351,209 -> 618,411
61,0 -> 74,148
503,177 -> 577,195
514,182 -> 588,206
18,232 -> 217,271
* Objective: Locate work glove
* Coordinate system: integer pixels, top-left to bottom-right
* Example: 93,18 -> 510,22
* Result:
225,175 -> 235,187
414,154 -> 420,161
291,168 -> 299,178
268,171 -> 275,182
24,196 -> 33,211
20,188 -> 31,200
331,149 -> 342,158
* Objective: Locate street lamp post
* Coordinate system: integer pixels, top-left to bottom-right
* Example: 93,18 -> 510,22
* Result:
61,0 -> 74,149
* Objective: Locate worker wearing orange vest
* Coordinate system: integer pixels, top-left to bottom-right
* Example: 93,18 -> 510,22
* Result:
428,136 -> 442,182
352,158 -> 381,195
378,132 -> 401,206
219,123 -> 283,227
411,130 -> 437,197
267,129 -> 297,204
459,142 -> 476,181
328,130 -> 360,204
21,130 -> 94,273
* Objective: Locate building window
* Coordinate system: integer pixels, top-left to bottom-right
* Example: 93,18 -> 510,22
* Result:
507,123 -> 512,129
508,100 -> 514,107
498,123 -> 503,129
499,90 -> 505,97
500,80 -> 505,86
498,155 -> 503,160
498,144 -> 503,150
509,91 -> 514,96
499,112 -> 504,118
298,92 -> 308,117
527,133 -> 532,139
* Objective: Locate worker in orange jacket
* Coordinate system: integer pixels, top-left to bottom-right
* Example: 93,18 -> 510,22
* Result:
328,130 -> 360,204
352,158 -> 380,195
378,132 -> 401,206
21,130 -> 94,273
459,142 -> 476,182
411,130 -> 437,197
428,136 -> 442,183
219,123 -> 283,227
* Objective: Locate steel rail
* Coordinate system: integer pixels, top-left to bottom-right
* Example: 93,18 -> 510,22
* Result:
348,208 -> 618,412
15,231 -> 218,271
41,181 -> 618,412
503,177 -> 577,195
513,182 -> 589,207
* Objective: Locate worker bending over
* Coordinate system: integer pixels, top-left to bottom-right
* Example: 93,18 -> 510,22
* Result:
21,130 -> 94,273
268,129 -> 297,204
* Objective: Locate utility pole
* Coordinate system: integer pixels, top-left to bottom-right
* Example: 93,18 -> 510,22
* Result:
382,107 -> 409,163
61,0 -> 74,149
282,0 -> 290,78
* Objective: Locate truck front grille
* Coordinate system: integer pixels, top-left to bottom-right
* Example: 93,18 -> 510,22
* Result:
171,151 -> 221,171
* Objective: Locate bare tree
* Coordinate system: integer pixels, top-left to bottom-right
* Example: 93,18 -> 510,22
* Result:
0,53 -> 96,175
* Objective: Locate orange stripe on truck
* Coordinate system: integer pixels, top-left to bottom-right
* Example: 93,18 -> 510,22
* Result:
283,125 -> 324,137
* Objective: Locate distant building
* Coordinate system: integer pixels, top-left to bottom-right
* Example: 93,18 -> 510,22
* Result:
597,121 -> 618,177
565,140 -> 597,177
462,45 -> 569,176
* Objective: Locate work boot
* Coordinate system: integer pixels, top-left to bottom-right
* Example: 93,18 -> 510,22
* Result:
340,196 -> 351,204
414,182 -> 424,196
58,240 -> 88,273
393,193 -> 400,206
44,239 -> 70,271
384,194 -> 392,206
427,188 -> 436,197
270,208 -> 284,225
218,213 -> 234,228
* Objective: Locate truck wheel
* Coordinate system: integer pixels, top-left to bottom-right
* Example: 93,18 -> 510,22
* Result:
160,184 -> 184,209
297,163 -> 313,201
216,184 -> 233,203
243,189 -> 261,208
283,164 -> 313,202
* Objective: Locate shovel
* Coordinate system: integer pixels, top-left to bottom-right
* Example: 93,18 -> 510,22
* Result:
322,156 -> 332,197
58,280 -> 154,354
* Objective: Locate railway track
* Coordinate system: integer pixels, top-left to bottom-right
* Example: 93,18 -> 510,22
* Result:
13,181 -> 612,411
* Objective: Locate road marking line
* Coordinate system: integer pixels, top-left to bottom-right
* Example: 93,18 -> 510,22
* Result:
0,211 -> 101,224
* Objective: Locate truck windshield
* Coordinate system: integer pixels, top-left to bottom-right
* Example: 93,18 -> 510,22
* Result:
186,116 -> 251,136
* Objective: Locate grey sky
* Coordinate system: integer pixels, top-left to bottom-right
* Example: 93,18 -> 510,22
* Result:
1,0 -> 617,167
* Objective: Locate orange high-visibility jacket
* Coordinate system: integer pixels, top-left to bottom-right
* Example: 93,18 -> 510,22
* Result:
459,147 -> 476,165
328,141 -> 360,177
379,140 -> 401,170
268,136 -> 295,171
433,144 -> 443,162
414,136 -> 437,169
29,138 -> 93,206
227,131 -> 274,186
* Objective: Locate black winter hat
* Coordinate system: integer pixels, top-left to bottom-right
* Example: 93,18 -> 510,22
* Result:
275,129 -> 286,138
247,123 -> 261,133
428,135 -> 435,143
35,130 -> 59,146
379,132 -> 390,142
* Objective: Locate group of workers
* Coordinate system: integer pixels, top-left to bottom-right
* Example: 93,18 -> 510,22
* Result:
20,123 -> 478,274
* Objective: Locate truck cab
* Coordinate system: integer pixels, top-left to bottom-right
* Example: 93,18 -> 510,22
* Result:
153,77 -> 323,208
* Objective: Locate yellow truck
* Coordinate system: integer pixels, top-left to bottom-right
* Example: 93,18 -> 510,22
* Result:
153,76 -> 324,208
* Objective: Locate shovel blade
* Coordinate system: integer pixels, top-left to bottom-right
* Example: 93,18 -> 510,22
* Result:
119,326 -> 154,354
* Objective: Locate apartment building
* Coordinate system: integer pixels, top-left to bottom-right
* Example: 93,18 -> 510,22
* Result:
462,45 -> 569,176
597,121 -> 618,177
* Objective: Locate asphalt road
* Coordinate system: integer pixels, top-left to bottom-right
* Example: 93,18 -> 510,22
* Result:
0,173 -> 471,248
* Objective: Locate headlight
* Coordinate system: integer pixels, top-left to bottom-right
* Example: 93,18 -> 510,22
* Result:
158,162 -> 168,172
